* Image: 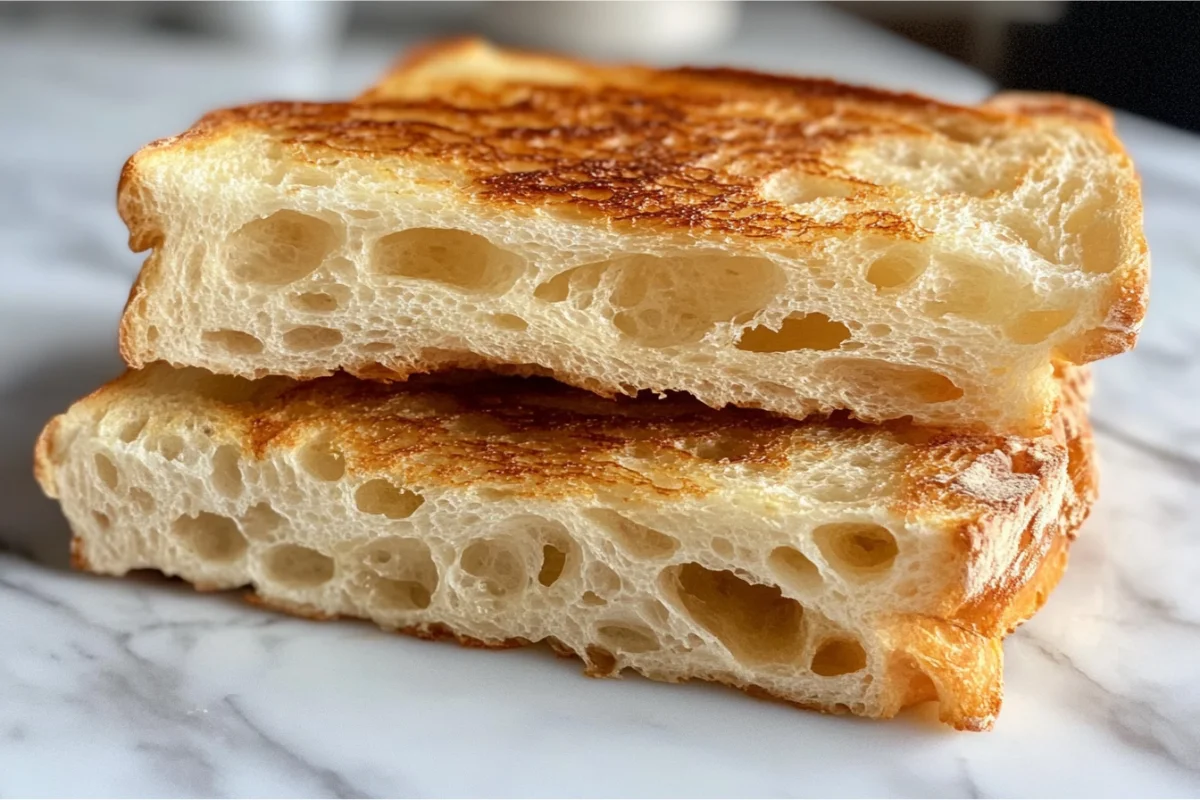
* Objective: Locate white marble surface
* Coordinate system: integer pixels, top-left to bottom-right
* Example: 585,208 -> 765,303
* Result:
2,6 -> 1199,797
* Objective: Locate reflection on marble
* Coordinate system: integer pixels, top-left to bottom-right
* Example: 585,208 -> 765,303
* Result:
2,8 -> 1200,797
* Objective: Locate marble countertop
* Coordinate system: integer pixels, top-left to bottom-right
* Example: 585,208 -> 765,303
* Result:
2,7 -> 1199,797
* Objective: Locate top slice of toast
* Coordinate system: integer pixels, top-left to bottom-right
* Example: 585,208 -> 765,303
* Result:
117,39 -> 1148,434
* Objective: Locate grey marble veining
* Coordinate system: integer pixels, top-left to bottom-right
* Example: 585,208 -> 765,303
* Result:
2,8 -> 1199,797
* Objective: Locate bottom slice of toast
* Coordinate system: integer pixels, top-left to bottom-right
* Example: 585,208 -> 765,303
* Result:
34,365 -> 1096,730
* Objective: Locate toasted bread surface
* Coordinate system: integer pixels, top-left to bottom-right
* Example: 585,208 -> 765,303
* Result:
115,40 -> 1145,434
35,364 -> 1095,729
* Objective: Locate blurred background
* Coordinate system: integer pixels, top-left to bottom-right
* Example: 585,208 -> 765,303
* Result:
3,1 -> 1199,128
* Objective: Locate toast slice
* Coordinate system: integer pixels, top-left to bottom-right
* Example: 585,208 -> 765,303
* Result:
116,39 -> 1146,434
35,364 -> 1096,730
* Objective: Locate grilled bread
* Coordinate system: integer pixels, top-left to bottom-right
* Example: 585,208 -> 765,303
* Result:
35,364 -> 1096,730
116,39 -> 1146,434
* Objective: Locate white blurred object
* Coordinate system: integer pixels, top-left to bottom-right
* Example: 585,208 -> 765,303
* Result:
193,1 -> 351,95
479,0 -> 741,61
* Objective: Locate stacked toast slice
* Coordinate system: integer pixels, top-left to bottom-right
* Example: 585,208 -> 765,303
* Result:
37,39 -> 1146,729
118,39 -> 1146,434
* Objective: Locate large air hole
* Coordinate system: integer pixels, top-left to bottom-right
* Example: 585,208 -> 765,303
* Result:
240,502 -> 285,541
1066,189 -> 1123,274
587,509 -> 679,559
711,537 -> 735,558
1005,308 -> 1076,345
202,330 -> 264,356
768,546 -> 824,595
814,523 -> 899,578
538,544 -> 568,587
353,536 -> 439,611
289,292 -> 340,313
370,228 -> 525,293
736,313 -> 851,353
227,211 -> 340,285
587,562 -> 622,599
596,622 -> 661,654
664,563 -> 805,666
263,544 -> 335,588
489,517 -> 580,590
1002,212 -> 1059,264
130,488 -> 155,512
460,539 -> 529,598
298,437 -> 345,481
603,254 -> 784,348
94,452 -> 118,490
924,256 -> 1034,324
810,638 -> 868,676
533,264 -> 604,305
172,512 -> 248,563
488,313 -> 529,331
642,599 -> 671,627
816,359 -> 963,404
842,136 -> 1012,196
212,445 -> 243,499
118,415 -> 149,443
283,326 -> 343,352
761,170 -> 856,205
586,646 -> 618,675
286,167 -> 336,188
866,252 -> 924,291
355,479 -> 425,519
154,434 -> 185,461
369,576 -> 434,611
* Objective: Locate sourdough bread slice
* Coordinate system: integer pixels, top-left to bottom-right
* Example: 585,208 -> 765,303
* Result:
115,39 -> 1146,434
36,365 -> 1096,729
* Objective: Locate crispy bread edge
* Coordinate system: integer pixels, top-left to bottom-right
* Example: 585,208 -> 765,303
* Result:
984,91 -> 1150,364
879,366 -> 1095,731
363,36 -> 1000,117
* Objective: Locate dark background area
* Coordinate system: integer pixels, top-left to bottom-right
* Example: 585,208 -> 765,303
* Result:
844,1 -> 1200,132
1002,2 -> 1200,133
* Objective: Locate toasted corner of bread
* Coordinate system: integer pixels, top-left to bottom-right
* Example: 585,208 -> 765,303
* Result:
983,90 -> 1115,130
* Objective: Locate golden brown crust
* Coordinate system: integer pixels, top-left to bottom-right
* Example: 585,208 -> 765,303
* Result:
1058,257 -> 1151,365
116,39 -> 1149,412
944,366 -> 1093,636
983,91 -> 1115,129
378,36 -> 485,82
84,364 -> 1093,521
69,536 -> 91,572
120,42 -> 1124,252
123,95 -> 933,247
876,370 -> 1093,730
366,37 -> 998,116
32,416 -> 61,499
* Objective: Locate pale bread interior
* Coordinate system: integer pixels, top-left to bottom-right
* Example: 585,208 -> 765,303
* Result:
36,365 -> 1094,730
